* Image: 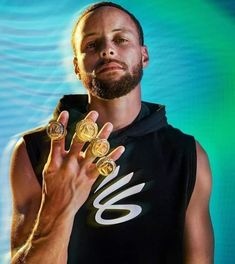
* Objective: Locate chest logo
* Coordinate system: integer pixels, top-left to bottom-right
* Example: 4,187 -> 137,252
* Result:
93,166 -> 145,225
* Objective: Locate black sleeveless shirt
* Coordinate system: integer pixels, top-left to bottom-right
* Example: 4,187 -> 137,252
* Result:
23,95 -> 196,264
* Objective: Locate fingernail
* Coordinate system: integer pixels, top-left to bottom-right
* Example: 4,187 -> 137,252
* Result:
90,111 -> 99,118
120,146 -> 125,153
106,122 -> 113,131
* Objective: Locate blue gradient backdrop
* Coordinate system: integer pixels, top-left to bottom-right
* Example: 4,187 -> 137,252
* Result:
0,0 -> 234,263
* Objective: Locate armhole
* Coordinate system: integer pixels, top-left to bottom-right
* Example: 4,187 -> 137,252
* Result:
23,133 -> 37,172
186,136 -> 197,207
23,133 -> 43,187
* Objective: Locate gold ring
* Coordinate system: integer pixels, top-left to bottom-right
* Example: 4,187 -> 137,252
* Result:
91,138 -> 110,157
96,157 -> 116,176
75,119 -> 98,142
46,120 -> 66,140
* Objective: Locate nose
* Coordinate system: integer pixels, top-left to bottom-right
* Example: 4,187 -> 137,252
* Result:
100,42 -> 115,58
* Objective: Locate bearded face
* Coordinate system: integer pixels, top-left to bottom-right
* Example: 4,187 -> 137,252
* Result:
80,59 -> 143,100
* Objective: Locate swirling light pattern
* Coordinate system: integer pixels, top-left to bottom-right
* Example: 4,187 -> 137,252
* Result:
0,0 -> 234,263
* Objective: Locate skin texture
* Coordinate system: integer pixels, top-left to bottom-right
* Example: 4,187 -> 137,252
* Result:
10,6 -> 214,264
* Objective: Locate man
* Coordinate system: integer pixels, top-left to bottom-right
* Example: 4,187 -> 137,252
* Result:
10,2 -> 214,263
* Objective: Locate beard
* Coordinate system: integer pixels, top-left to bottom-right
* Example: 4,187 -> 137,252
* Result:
80,60 -> 143,100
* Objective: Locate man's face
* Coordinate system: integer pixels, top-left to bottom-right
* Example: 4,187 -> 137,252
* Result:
73,6 -> 149,100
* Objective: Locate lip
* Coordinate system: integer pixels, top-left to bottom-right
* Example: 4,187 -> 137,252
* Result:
96,62 -> 124,74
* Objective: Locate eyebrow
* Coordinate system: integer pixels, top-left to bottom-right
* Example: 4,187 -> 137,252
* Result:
112,28 -> 132,33
83,28 -> 133,40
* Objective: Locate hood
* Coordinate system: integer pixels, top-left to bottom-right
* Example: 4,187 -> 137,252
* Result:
53,94 -> 168,144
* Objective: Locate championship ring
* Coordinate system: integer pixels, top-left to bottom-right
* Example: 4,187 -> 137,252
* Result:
75,119 -> 98,142
96,157 -> 116,176
91,138 -> 110,157
46,121 -> 66,140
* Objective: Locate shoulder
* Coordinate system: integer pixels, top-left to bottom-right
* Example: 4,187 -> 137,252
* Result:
195,141 -> 210,167
11,137 -> 28,170
11,137 -> 32,171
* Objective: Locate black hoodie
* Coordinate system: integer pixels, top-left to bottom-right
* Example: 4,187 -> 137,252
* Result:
23,94 -> 196,264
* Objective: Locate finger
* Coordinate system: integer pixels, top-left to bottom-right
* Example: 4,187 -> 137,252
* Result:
89,146 -> 125,178
107,145 -> 125,161
49,111 -> 69,160
97,122 -> 113,139
84,122 -> 113,162
84,110 -> 99,121
69,111 -> 99,156
69,133 -> 85,157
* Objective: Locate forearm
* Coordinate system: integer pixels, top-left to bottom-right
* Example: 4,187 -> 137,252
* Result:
11,197 -> 75,264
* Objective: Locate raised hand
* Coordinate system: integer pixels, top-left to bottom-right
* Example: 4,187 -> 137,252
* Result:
42,110 -> 125,218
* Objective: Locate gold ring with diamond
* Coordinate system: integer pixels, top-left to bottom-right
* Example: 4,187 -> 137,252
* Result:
91,138 -> 110,158
46,120 -> 67,140
96,156 -> 116,176
75,119 -> 98,143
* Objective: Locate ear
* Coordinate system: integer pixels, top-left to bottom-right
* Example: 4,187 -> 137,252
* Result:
141,45 -> 149,68
73,57 -> 81,79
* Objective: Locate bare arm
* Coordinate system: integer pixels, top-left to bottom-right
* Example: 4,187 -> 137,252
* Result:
10,111 -> 124,264
184,141 -> 214,264
10,137 -> 42,258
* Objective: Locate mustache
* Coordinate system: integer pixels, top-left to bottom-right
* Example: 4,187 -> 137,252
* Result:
94,59 -> 128,72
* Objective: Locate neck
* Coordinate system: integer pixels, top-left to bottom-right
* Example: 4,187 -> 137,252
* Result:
88,87 -> 142,131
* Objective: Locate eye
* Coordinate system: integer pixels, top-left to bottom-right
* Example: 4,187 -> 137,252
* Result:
85,41 -> 97,50
114,38 -> 128,44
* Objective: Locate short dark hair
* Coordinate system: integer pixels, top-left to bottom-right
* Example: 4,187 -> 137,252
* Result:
71,2 -> 144,55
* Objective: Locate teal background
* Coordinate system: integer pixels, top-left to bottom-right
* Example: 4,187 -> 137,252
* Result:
0,0 -> 234,263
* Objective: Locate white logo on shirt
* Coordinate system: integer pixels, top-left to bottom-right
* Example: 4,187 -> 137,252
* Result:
93,166 -> 145,225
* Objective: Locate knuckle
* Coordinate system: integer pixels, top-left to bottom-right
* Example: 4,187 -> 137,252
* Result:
43,161 -> 60,177
42,166 -> 55,178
